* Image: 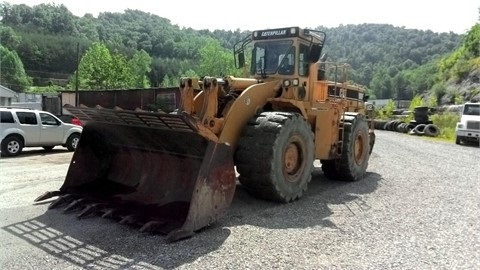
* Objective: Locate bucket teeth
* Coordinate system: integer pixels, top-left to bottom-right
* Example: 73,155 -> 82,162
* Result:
139,220 -> 167,233
101,208 -> 119,219
34,190 -> 61,202
77,203 -> 103,219
119,215 -> 140,225
63,198 -> 86,213
49,194 -> 76,209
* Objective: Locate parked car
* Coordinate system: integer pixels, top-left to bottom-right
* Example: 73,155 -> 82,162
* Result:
0,107 -> 83,157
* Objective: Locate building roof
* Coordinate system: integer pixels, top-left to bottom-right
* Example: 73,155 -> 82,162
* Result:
0,85 -> 16,98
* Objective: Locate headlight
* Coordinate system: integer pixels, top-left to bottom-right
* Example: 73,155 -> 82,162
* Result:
292,79 -> 299,86
283,80 -> 291,87
366,104 -> 374,110
457,123 -> 464,129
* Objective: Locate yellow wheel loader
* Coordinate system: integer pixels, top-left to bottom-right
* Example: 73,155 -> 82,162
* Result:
35,27 -> 375,242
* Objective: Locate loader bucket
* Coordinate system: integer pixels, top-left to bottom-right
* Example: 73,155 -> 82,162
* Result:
35,108 -> 236,242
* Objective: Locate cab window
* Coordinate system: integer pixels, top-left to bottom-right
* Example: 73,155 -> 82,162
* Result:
298,44 -> 309,76
251,40 -> 294,75
278,48 -> 295,75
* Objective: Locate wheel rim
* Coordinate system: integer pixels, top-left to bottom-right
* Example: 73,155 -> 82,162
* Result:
354,133 -> 365,165
72,137 -> 79,149
8,141 -> 20,154
283,136 -> 305,182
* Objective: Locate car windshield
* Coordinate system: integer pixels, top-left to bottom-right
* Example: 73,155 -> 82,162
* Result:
463,104 -> 480,115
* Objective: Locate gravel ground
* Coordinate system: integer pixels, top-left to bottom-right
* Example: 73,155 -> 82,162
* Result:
0,131 -> 479,269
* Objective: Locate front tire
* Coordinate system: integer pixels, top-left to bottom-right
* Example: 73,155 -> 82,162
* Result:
235,112 -> 314,203
321,116 -> 371,181
1,135 -> 24,157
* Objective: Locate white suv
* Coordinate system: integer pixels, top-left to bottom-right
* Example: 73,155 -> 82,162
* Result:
0,107 -> 83,157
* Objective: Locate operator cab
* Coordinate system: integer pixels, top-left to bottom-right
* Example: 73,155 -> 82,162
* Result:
234,27 -> 326,79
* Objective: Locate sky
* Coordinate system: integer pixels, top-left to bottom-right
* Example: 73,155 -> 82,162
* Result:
3,0 -> 480,34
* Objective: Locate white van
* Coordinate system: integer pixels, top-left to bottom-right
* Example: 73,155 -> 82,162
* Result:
455,102 -> 480,145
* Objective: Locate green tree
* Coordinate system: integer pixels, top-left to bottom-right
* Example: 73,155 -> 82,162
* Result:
181,69 -> 199,79
0,25 -> 21,49
75,42 -> 138,89
198,38 -> 241,77
161,74 -> 175,87
0,45 -> 32,91
370,68 -> 393,99
76,42 -> 113,89
129,49 -> 152,88
109,52 -> 132,89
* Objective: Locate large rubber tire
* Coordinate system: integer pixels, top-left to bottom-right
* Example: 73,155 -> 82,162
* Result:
321,117 -> 371,181
235,112 -> 314,203
1,135 -> 24,157
424,124 -> 440,137
65,133 -> 80,151
413,124 -> 426,136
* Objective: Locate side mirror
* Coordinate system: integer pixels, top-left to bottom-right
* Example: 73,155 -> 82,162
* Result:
308,45 -> 323,62
236,52 -> 245,69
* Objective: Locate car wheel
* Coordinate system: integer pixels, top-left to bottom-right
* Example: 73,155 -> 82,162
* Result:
66,133 -> 80,151
1,135 -> 24,157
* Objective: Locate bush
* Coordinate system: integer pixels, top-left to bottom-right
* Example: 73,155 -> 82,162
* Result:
430,112 -> 460,140
375,99 -> 395,120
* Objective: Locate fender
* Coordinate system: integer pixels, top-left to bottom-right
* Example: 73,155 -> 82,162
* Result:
1,128 -> 26,144
62,126 -> 83,144
219,80 -> 282,149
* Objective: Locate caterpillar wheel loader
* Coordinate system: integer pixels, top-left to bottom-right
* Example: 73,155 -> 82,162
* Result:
35,26 -> 375,242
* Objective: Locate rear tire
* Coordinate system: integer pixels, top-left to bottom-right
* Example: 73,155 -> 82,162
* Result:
455,136 -> 462,145
235,112 -> 314,203
1,135 -> 24,157
321,116 -> 370,181
66,133 -> 80,151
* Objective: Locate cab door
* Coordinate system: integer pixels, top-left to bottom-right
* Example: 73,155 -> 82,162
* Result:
39,112 -> 63,144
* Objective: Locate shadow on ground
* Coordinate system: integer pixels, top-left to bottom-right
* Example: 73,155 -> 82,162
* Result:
2,167 -> 382,269
0,147 -> 71,159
